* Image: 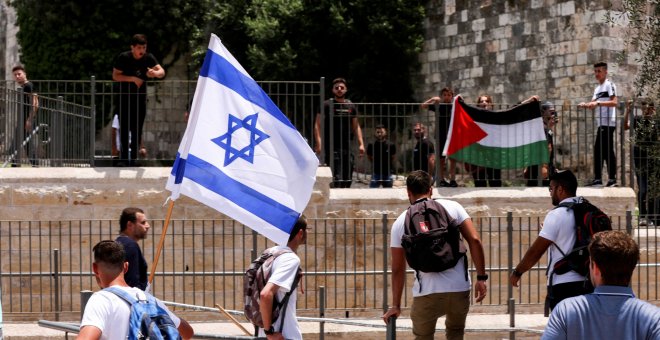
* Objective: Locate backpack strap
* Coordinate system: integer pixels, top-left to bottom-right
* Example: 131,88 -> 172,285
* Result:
275,267 -> 302,333
104,286 -> 140,306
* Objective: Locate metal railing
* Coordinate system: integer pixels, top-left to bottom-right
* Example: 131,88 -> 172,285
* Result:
0,213 -> 658,321
0,86 -> 93,167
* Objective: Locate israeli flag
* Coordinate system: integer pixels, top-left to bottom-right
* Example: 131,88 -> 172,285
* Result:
166,34 -> 319,245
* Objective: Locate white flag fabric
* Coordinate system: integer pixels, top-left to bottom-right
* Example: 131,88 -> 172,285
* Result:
166,34 -> 319,245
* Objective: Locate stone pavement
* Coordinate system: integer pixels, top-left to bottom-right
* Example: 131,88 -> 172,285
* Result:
2,313 -> 548,339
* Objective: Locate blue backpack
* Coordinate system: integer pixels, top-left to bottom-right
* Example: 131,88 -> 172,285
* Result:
105,287 -> 180,340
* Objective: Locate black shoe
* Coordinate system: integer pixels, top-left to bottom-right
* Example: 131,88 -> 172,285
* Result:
439,180 -> 451,187
586,179 -> 603,187
606,179 -> 618,187
449,180 -> 458,187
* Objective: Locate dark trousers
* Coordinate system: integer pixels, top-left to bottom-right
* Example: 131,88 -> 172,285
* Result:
331,150 -> 353,188
594,126 -> 616,181
634,146 -> 659,223
117,88 -> 146,164
546,279 -> 594,313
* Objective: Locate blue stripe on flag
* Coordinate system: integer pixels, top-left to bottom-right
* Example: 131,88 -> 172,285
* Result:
171,153 -> 298,234
200,50 -> 295,130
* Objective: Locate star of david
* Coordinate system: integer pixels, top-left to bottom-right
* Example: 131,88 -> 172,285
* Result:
212,113 -> 270,166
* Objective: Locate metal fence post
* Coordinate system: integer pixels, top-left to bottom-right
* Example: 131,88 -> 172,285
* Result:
318,76 -> 325,166
386,316 -> 397,340
80,290 -> 93,320
53,96 -> 64,166
507,212 -> 513,315
52,248 -> 60,321
319,286 -> 325,340
382,213 -> 389,313
509,298 -> 516,340
626,210 -> 633,235
90,75 -> 96,167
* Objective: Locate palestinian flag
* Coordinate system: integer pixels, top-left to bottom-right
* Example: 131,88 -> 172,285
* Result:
442,95 -> 549,169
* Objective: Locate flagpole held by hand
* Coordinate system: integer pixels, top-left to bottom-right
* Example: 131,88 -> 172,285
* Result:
149,199 -> 175,286
215,304 -> 252,336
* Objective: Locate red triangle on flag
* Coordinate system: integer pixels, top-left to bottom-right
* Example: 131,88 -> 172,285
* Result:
445,97 -> 488,156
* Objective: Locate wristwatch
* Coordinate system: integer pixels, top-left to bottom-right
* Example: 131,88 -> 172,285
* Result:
264,326 -> 275,335
512,269 -> 523,278
476,274 -> 489,281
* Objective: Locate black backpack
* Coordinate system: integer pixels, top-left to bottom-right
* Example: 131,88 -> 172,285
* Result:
402,199 -> 467,276
553,197 -> 612,276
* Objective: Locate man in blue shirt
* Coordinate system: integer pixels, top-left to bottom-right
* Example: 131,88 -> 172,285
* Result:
115,207 -> 150,291
542,231 -> 660,339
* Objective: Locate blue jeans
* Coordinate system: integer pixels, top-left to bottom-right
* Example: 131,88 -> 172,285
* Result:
369,174 -> 393,188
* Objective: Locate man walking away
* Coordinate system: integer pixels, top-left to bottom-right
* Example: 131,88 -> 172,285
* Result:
382,170 -> 487,340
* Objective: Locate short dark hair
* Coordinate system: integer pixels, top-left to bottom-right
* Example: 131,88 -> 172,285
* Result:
406,170 -> 433,195
120,207 -> 144,232
288,215 -> 308,242
440,87 -> 453,96
131,34 -> 148,46
11,65 -> 25,73
589,231 -> 639,286
549,169 -> 577,196
93,240 -> 126,273
375,124 -> 386,130
594,62 -> 608,69
332,78 -> 347,86
541,101 -> 555,111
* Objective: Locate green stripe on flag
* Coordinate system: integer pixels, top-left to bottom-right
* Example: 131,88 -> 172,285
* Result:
449,140 -> 549,169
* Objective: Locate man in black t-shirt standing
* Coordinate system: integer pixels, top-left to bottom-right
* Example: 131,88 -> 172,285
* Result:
112,34 -> 165,166
11,65 -> 38,167
314,78 -> 364,188
367,124 -> 396,188
421,87 -> 457,187
412,122 -> 435,177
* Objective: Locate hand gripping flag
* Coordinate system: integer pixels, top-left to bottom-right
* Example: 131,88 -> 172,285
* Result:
166,34 -> 319,245
443,95 -> 549,169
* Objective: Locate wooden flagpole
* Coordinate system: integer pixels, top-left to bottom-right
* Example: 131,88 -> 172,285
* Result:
215,304 -> 252,336
149,199 -> 175,285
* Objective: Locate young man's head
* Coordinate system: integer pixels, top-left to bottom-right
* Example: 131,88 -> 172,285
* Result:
119,207 -> 150,240
412,122 -> 426,140
375,124 -> 387,141
589,230 -> 639,287
287,215 -> 308,245
12,65 -> 28,85
130,34 -> 148,60
332,78 -> 347,100
541,101 -> 558,127
440,87 -> 454,103
406,170 -> 433,203
594,61 -> 608,84
92,240 -> 127,287
548,169 -> 578,206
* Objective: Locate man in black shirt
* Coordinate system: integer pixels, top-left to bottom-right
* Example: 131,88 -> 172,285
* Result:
314,78 -> 364,188
112,34 -> 165,165
367,125 -> 396,188
11,65 -> 39,166
412,122 -> 435,176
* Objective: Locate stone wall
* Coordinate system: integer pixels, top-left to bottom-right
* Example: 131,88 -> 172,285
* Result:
418,0 -> 638,106
0,166 -> 635,223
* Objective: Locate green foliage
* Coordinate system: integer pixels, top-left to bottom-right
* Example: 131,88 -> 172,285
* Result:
13,0 -> 425,101
193,0 -> 426,102
608,1 -> 660,98
12,0 -> 205,80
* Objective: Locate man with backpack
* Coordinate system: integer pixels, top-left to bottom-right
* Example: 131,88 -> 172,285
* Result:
78,240 -> 193,340
510,169 -> 606,312
382,170 -> 487,340
247,216 -> 307,340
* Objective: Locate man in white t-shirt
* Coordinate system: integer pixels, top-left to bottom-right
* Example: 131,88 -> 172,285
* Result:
77,240 -> 193,340
382,170 -> 487,340
510,169 -> 594,313
579,62 -> 618,187
258,216 -> 307,340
